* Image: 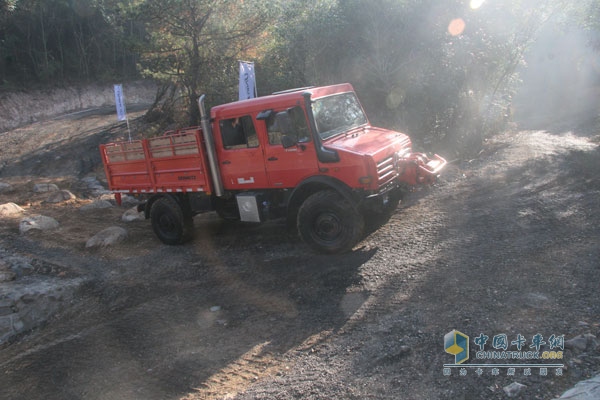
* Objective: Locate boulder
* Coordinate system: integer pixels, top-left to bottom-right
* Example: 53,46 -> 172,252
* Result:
503,382 -> 526,398
80,176 -> 108,196
86,226 -> 128,248
120,194 -> 140,207
80,200 -> 113,211
97,193 -> 139,207
0,202 -> 24,216
121,207 -> 144,222
33,183 -> 59,193
558,375 -> 600,399
45,190 -> 76,203
0,182 -> 14,193
565,334 -> 598,352
19,215 -> 60,234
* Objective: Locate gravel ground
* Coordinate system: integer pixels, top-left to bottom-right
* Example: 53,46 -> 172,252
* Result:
0,110 -> 598,400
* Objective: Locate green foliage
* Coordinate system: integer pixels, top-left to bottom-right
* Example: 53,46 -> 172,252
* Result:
258,0 -> 342,93
0,0 -> 143,87
261,0 -> 582,156
1,0 -> 597,155
138,0 -> 273,126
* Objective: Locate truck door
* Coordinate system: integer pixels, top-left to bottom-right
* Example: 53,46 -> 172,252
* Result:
262,106 -> 319,188
216,115 -> 269,190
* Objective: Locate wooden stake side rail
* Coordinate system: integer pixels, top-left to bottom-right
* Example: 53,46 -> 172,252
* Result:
99,128 -> 214,195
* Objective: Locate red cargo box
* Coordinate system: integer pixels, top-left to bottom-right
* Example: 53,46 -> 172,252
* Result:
100,128 -> 214,195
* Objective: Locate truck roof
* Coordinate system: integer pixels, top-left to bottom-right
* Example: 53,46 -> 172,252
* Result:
210,83 -> 355,119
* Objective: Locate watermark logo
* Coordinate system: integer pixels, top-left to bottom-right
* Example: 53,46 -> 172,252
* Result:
444,330 -> 469,364
442,330 -> 565,377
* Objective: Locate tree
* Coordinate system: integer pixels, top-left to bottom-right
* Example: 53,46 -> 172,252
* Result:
262,0 -> 579,155
0,0 -> 142,87
139,0 -> 273,126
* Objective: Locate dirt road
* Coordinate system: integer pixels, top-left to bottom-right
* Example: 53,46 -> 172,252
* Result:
0,111 -> 598,399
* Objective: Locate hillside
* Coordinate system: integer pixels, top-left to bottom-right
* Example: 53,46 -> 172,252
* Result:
0,106 -> 598,399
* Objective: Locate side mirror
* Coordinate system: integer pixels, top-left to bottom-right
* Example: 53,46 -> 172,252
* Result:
281,135 -> 296,149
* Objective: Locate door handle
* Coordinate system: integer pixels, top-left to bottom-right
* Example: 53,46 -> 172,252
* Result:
222,160 -> 231,165
268,157 -> 278,161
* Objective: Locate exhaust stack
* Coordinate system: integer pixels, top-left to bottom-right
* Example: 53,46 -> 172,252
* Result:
198,95 -> 224,197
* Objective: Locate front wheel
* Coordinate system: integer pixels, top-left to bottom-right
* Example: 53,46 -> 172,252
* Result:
297,190 -> 364,254
150,196 -> 194,245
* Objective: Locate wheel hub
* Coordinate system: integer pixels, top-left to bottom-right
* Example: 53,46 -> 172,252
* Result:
159,214 -> 177,233
314,212 -> 342,241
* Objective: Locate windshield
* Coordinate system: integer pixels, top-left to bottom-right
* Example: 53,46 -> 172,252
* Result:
311,92 -> 368,140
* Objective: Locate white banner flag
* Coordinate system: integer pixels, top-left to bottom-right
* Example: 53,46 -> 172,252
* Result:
238,61 -> 256,101
114,84 -> 127,121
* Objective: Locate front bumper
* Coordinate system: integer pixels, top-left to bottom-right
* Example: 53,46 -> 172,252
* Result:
397,153 -> 447,186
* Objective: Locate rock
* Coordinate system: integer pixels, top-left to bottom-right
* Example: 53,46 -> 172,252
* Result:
0,269 -> 16,282
0,276 -> 84,343
19,215 -> 60,234
120,194 -> 140,207
80,176 -> 108,196
0,182 -> 14,193
558,374 -> 600,399
522,292 -> 550,309
0,202 -> 24,216
0,260 -> 15,282
503,382 -> 526,398
566,334 -> 598,352
45,190 -> 76,203
99,194 -> 116,202
80,200 -> 113,211
33,183 -> 59,193
121,207 -> 144,222
210,306 -> 221,312
86,226 -> 128,248
81,176 -> 101,186
1,254 -> 33,276
98,193 -> 139,207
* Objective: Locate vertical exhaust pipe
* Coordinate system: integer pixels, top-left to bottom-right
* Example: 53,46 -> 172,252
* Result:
198,95 -> 224,197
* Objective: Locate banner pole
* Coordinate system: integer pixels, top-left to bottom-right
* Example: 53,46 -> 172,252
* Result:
254,62 -> 258,98
126,117 -> 132,142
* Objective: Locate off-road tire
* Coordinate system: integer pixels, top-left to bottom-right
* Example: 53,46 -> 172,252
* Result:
150,196 -> 194,245
297,190 -> 365,254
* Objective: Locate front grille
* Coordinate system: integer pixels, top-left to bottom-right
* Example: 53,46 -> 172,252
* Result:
377,155 -> 396,187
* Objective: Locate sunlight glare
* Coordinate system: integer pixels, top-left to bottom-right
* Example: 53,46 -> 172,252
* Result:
470,0 -> 485,9
448,18 -> 466,36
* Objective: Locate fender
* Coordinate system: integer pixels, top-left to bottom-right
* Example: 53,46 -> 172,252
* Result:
142,193 -> 188,220
286,175 -> 361,226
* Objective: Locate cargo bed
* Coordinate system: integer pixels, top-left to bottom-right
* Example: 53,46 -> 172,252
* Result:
100,127 -> 213,194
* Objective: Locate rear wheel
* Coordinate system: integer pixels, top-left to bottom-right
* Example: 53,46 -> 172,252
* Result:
297,190 -> 364,254
150,196 -> 194,245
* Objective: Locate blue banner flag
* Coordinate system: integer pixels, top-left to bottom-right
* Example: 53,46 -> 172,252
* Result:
114,84 -> 127,121
238,61 -> 256,101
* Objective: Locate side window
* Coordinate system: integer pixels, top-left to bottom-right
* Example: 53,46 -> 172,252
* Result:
267,106 -> 310,145
220,115 -> 258,149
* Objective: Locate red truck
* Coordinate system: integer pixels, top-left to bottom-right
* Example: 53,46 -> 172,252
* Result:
100,83 -> 445,253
